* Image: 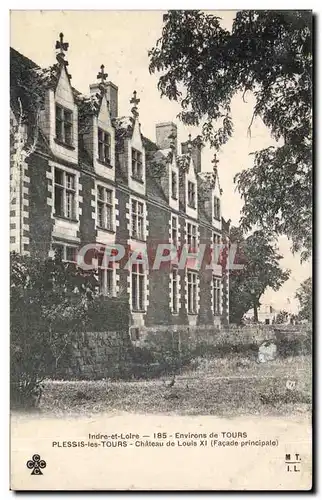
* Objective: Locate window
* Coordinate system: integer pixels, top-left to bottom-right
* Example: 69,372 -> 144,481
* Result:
171,171 -> 178,199
131,263 -> 145,311
187,271 -> 198,314
55,104 -> 73,145
97,185 -> 113,231
171,268 -> 179,314
214,196 -> 221,220
187,222 -> 197,251
98,128 -> 111,164
54,168 -> 76,220
213,277 -> 221,315
171,215 -> 178,246
131,148 -> 143,181
52,243 -> 77,263
98,266 -> 114,296
97,251 -> 114,296
213,233 -> 221,262
131,199 -> 144,240
187,181 -> 196,208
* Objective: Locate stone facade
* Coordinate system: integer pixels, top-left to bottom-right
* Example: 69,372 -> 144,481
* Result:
10,35 -> 230,342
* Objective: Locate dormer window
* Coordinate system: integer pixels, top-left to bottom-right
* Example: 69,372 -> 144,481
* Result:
55,104 -> 73,146
187,181 -> 196,208
214,196 -> 221,220
171,171 -> 178,200
131,148 -> 143,181
98,128 -> 111,164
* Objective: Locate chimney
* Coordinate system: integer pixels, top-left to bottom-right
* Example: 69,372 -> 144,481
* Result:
156,122 -> 177,151
105,81 -> 118,119
89,83 -> 100,96
181,136 -> 203,173
89,81 -> 118,119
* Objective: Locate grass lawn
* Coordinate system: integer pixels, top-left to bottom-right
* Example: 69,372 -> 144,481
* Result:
38,355 -> 312,417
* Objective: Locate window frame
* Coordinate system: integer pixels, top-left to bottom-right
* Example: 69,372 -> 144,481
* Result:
54,167 -> 77,220
171,215 -> 179,247
186,221 -> 198,252
55,104 -> 73,146
213,276 -> 221,315
131,262 -> 146,312
131,198 -> 145,240
171,267 -> 179,315
52,242 -> 78,263
97,184 -> 114,232
131,147 -> 143,182
98,127 -> 111,164
187,270 -> 198,315
187,181 -> 196,209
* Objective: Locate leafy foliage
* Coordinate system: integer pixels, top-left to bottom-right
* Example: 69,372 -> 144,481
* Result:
149,10 -> 312,258
229,227 -> 290,324
274,310 -> 289,324
295,277 -> 312,321
10,252 -> 98,408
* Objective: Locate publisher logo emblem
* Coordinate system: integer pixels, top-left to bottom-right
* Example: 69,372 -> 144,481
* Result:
26,454 -> 47,475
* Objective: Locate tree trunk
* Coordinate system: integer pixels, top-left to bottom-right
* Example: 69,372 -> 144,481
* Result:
253,301 -> 258,323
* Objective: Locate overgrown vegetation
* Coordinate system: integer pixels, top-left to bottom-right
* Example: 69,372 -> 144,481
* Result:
149,11 -> 312,260
295,277 -> 312,322
10,252 -> 98,408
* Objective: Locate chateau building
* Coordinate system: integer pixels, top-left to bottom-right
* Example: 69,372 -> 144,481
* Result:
10,34 -> 230,339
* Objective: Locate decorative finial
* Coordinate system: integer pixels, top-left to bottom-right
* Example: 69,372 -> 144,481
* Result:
55,32 -> 69,66
130,90 -> 140,118
97,64 -> 108,84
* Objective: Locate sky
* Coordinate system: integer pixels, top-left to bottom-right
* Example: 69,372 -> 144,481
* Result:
10,10 -> 312,313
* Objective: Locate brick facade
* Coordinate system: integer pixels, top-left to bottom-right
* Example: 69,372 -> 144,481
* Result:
10,38 -> 230,342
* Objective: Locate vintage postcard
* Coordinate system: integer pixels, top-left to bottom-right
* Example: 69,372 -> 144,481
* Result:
10,10 -> 312,490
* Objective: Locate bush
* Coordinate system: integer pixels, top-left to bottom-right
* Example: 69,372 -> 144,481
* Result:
129,330 -> 195,379
11,252 -> 97,408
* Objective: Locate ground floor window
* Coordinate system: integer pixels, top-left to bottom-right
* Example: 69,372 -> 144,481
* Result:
131,263 -> 145,311
187,270 -> 198,314
52,242 -> 77,263
213,276 -> 221,315
171,268 -> 179,314
98,266 -> 114,296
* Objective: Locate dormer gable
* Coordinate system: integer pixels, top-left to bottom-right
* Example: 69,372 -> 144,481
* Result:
114,91 -> 146,195
98,94 -> 112,127
37,32 -> 78,164
78,65 -> 117,180
198,154 -> 223,226
146,144 -> 179,207
55,64 -> 74,106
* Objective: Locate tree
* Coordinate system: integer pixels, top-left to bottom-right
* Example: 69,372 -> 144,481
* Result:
274,310 -> 289,324
149,10 -> 312,260
10,252 -> 98,407
295,277 -> 312,321
228,227 -> 290,324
